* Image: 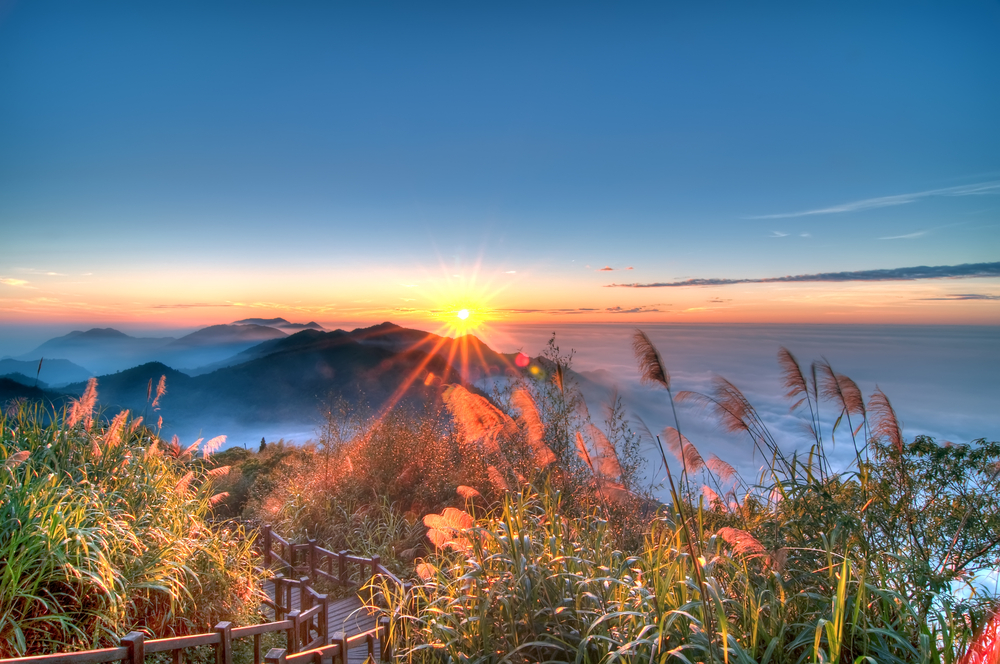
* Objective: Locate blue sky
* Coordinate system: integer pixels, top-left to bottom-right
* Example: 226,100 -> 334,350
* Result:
1,1 -> 999,327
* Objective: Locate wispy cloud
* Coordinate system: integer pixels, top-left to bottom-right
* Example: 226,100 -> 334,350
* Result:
0,278 -> 30,287
770,231 -> 789,238
597,266 -> 634,271
879,230 -> 928,240
605,305 -> 661,314
607,262 -> 1000,288
918,293 -> 1000,301
748,181 -> 1000,219
152,303 -> 235,309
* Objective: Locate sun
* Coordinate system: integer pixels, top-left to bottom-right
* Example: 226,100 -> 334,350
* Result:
457,308 -> 470,320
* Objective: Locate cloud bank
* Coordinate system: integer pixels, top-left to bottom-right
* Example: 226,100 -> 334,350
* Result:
607,262 -> 1000,288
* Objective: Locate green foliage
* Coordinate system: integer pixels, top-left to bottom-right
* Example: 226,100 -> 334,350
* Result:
372,337 -> 997,663
0,401 -> 264,656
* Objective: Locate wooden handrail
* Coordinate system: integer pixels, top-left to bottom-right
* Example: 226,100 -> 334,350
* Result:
0,525 -> 405,664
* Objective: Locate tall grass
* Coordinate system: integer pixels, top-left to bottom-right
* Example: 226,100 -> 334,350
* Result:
0,391 -> 264,656
371,332 -> 998,663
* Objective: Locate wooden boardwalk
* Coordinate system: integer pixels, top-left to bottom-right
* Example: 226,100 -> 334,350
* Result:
264,581 -> 382,664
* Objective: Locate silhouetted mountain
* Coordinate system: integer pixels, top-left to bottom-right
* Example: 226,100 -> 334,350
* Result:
0,378 -> 68,410
0,358 -> 93,386
1,372 -> 46,389
63,336 -> 463,436
18,328 -> 174,375
187,329 -> 342,375
167,324 -> 286,347
152,324 -> 287,371
346,322 -> 515,382
233,317 -> 291,326
233,318 -> 324,331
186,323 -> 515,380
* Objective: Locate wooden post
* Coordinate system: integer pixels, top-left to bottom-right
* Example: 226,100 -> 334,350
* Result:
262,525 -> 272,567
264,648 -> 286,664
318,593 -> 330,644
273,574 -> 285,620
253,634 -> 262,664
287,609 -> 301,653
331,631 -> 347,664
338,550 -> 347,585
122,631 -> 145,664
379,616 -> 392,661
371,554 -> 380,582
307,539 -> 317,581
215,621 -> 233,664
366,633 -> 374,661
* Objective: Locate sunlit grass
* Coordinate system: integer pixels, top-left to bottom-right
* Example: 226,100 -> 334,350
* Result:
0,392 -> 264,656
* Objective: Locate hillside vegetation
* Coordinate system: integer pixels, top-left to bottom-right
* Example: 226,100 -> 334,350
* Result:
2,330 -> 998,662
220,333 -> 1000,663
0,386 -> 263,656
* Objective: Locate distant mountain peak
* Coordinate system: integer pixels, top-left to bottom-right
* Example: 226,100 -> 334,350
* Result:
75,328 -> 131,339
351,321 -> 402,334
232,318 -> 324,331
232,317 -> 290,326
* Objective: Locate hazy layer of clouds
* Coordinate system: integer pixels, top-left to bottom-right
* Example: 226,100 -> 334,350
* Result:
918,293 -> 1000,301
608,262 -> 1000,288
749,181 -> 1000,219
489,323 -> 1000,500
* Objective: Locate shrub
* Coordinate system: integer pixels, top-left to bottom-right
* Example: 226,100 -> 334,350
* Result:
0,388 -> 265,656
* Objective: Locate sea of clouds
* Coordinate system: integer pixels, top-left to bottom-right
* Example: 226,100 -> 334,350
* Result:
487,323 -> 1000,497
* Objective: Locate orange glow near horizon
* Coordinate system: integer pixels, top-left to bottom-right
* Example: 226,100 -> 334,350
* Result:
0,263 -> 998,328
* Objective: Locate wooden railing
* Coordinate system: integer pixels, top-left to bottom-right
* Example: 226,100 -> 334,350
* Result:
0,526 -> 405,664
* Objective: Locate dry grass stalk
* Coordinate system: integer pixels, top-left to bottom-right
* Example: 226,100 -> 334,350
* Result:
201,435 -> 226,459
151,375 -> 167,411
128,415 -> 143,434
677,381 -> 749,436
662,426 -> 704,473
487,465 -> 510,493
415,562 -> 436,581
102,410 -> 129,451
67,377 -> 98,429
603,482 -> 633,504
632,330 -> 670,390
182,438 -> 203,461
575,431 -> 595,474
868,387 -> 903,454
778,347 -> 810,406
207,465 -> 231,478
553,363 -> 565,394
717,526 -> 767,558
512,388 -> 556,467
209,491 -> 229,506
175,471 -> 194,496
443,384 -> 515,458
4,450 -> 29,469
817,360 -> 865,418
457,485 -> 481,499
702,485 -> 721,506
424,507 -> 475,552
706,455 -> 736,484
588,424 -> 623,480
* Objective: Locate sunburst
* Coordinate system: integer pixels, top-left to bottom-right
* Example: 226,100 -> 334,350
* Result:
373,260 -> 522,417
